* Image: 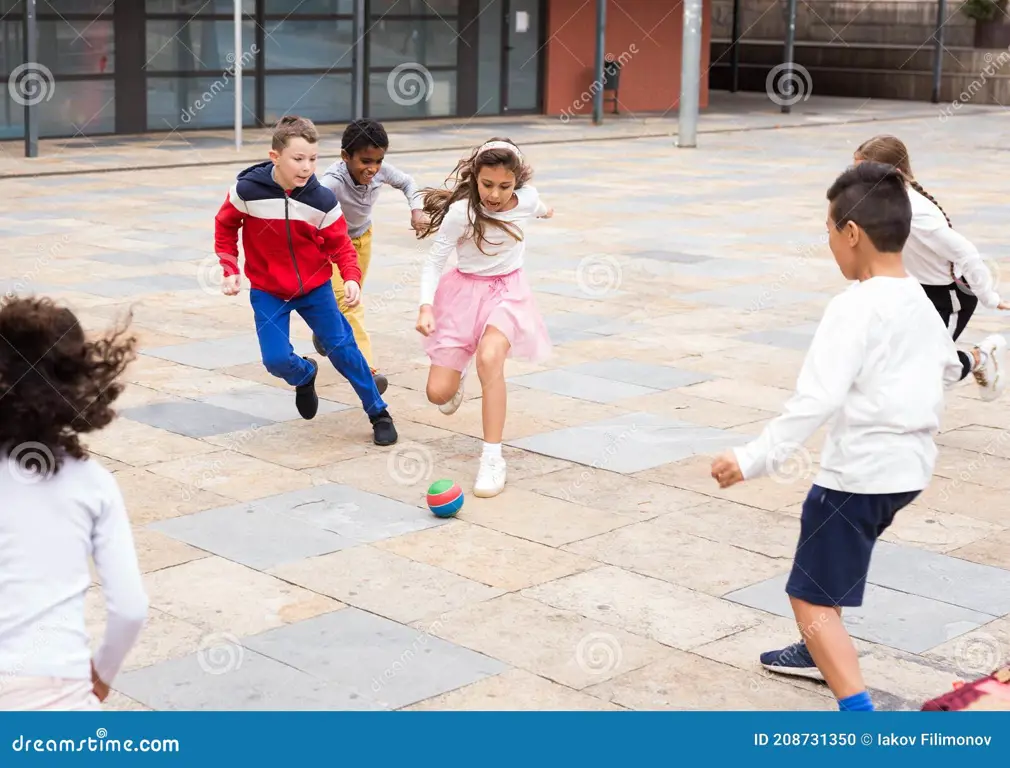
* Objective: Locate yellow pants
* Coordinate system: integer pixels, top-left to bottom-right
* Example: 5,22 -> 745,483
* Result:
332,227 -> 374,369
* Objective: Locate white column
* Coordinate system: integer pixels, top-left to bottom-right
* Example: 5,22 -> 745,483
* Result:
234,0 -> 242,151
677,0 -> 703,148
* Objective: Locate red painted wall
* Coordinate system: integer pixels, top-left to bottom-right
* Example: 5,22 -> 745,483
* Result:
543,0 -> 711,117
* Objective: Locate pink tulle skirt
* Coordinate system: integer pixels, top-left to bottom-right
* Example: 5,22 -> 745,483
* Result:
423,268 -> 552,372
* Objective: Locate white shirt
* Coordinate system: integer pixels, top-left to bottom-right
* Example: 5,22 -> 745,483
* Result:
0,455 -> 148,684
904,186 -> 1000,308
419,186 -> 548,306
734,277 -> 963,494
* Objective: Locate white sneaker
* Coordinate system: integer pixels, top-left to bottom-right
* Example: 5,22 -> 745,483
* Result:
973,334 -> 1006,402
473,456 -> 507,498
438,365 -> 468,415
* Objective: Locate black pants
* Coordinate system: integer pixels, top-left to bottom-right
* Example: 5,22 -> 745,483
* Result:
921,281 -> 977,380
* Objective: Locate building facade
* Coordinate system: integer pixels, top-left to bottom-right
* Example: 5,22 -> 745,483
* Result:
1,0 -> 711,140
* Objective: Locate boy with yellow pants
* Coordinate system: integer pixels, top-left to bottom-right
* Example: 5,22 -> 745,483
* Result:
317,119 -> 426,394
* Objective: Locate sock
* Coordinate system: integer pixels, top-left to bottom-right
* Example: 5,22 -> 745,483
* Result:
838,691 -> 874,712
482,442 -> 502,461
974,348 -> 989,371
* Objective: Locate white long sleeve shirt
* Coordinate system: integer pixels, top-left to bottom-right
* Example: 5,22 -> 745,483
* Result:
733,277 -> 963,494
318,160 -> 422,239
0,455 -> 148,684
419,186 -> 548,306
904,186 -> 1001,308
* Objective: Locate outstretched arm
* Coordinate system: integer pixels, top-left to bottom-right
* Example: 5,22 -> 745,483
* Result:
419,203 -> 466,307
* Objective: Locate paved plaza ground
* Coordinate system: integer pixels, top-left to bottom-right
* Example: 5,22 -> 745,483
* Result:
3,95 -> 1010,711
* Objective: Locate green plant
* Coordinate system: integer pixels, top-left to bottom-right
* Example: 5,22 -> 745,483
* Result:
963,0 -> 1008,22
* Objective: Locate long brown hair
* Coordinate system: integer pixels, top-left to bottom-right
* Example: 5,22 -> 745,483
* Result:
418,137 -> 532,254
855,135 -> 952,228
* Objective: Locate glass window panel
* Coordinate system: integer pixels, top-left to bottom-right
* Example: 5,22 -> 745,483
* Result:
370,0 -> 459,16
477,0 -> 502,114
505,0 -> 539,111
263,0 -> 353,13
36,1 -> 113,13
368,19 -> 457,68
264,74 -> 353,125
263,19 -> 354,70
1,78 -> 114,139
146,20 -> 257,72
368,69 -> 454,119
146,1 -> 254,14
147,75 -> 257,130
0,20 -> 114,75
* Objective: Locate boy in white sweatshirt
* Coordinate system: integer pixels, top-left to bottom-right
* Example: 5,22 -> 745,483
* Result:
711,162 -> 964,712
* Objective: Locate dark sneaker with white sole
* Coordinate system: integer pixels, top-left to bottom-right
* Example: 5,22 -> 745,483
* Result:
369,409 -> 398,446
759,642 -> 824,681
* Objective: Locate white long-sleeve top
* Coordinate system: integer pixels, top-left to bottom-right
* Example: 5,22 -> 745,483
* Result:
419,186 -> 548,306
0,455 -> 148,684
733,277 -> 963,494
905,186 -> 1001,309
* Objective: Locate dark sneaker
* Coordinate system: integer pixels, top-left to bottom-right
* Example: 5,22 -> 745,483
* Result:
312,333 -> 327,357
759,642 -> 824,681
295,357 -> 319,420
372,370 -> 388,395
369,409 -> 398,446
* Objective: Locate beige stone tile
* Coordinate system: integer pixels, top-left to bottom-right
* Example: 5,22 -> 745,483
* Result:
514,466 -> 712,521
856,644 -> 982,706
931,446 -> 1010,491
616,390 -> 777,429
115,383 -> 181,409
564,517 -> 790,597
203,416 -> 372,471
879,502 -> 1000,553
950,530 -> 1010,570
144,451 -> 313,501
95,456 -> 131,473
129,365 -> 260,399
83,419 -> 218,467
269,545 -> 504,624
130,527 -> 209,573
440,445 -> 577,490
426,593 -> 671,690
917,475 -> 1008,525
585,650 -> 834,711
923,617 -> 1010,681
103,690 -> 153,711
406,669 -> 625,711
680,378 -> 795,412
657,499 -> 800,559
308,453 -> 438,506
116,468 -> 234,526
524,566 -> 766,650
374,521 -> 597,591
143,557 -> 343,636
458,489 -> 633,547
936,425 -> 1010,460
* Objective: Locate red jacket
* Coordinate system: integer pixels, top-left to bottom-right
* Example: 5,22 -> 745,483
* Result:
213,161 -> 361,300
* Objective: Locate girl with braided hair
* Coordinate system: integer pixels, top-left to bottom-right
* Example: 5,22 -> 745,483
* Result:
855,135 -> 1007,400
416,138 -> 553,497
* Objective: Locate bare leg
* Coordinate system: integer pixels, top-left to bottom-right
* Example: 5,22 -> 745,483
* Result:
426,365 -> 461,406
475,326 -> 511,443
791,598 -> 864,699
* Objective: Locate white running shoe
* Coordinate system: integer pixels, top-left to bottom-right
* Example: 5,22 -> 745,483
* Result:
438,365 -> 468,415
473,456 -> 507,498
973,334 -> 1006,402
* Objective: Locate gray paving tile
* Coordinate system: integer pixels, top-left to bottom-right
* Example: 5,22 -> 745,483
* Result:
738,329 -> 815,351
543,326 -> 605,345
535,282 -> 627,300
563,359 -> 715,390
121,401 -> 275,438
149,505 -> 353,570
631,250 -> 713,264
200,383 -> 350,422
508,412 -> 741,473
243,608 -> 507,709
86,249 -> 206,266
74,274 -> 201,297
679,284 -> 827,309
144,334 -> 317,370
675,258 -> 780,279
508,369 -> 660,404
115,647 -> 384,711
246,484 -> 445,543
869,541 -> 1010,616
725,574 -> 998,654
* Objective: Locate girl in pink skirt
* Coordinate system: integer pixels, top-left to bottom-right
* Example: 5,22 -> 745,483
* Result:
416,137 -> 553,498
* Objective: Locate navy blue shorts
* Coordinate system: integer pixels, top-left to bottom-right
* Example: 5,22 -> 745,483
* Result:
786,485 -> 919,608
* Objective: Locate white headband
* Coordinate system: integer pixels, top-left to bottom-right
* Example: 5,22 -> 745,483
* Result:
476,140 -> 522,161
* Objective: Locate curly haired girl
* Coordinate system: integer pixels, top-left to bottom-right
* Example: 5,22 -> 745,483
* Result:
415,138 -> 553,497
0,296 -> 147,710
855,135 -> 1007,400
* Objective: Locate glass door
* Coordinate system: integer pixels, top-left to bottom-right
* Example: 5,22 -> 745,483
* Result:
501,0 -> 540,113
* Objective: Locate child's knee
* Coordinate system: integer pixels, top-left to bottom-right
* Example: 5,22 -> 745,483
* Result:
475,343 -> 505,378
426,382 -> 454,405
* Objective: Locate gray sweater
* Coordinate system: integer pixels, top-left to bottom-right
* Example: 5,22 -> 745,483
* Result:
318,159 -> 423,239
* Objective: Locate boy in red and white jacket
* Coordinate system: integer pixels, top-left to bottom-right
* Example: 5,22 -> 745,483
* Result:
214,116 -> 397,446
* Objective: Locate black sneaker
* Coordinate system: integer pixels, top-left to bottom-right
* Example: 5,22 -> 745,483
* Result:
372,371 -> 388,395
295,358 -> 319,420
759,641 -> 824,681
369,409 -> 398,446
312,334 -> 327,357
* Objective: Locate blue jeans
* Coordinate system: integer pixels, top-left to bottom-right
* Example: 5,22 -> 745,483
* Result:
249,284 -> 386,417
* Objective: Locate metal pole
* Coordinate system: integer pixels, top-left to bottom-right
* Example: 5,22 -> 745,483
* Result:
592,0 -> 606,125
23,0 -> 38,158
353,0 -> 365,118
730,0 -> 741,93
782,0 -> 798,114
931,0 -> 947,103
234,0 -> 242,151
677,0 -> 702,147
